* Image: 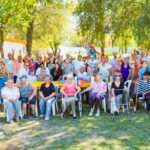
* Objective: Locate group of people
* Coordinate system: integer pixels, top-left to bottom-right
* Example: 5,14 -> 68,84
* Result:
0,50 -> 150,123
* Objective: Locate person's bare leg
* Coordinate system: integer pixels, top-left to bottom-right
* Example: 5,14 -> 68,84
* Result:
31,105 -> 35,116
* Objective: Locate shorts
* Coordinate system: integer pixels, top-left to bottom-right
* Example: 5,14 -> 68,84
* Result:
20,96 -> 36,105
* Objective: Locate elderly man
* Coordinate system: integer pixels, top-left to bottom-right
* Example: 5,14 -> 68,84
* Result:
1,79 -> 22,123
39,75 -> 56,120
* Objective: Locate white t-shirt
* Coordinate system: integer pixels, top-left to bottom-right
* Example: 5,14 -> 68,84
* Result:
36,67 -> 50,76
1,86 -> 20,100
73,60 -> 85,73
17,66 -> 29,79
4,59 -> 14,74
99,63 -> 112,81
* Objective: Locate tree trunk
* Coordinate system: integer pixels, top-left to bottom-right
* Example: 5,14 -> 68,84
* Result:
26,21 -> 34,56
124,39 -> 127,53
0,28 -> 4,58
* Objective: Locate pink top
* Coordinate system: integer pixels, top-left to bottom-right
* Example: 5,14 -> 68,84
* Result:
62,83 -> 78,96
90,81 -> 107,96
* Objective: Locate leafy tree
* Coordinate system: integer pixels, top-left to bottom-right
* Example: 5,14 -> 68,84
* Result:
0,0 -> 22,57
75,0 -> 106,53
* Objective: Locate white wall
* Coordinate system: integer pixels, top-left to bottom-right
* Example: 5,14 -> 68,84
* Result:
3,41 -> 26,58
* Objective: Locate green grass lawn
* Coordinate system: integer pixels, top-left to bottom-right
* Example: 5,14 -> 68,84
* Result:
0,112 -> 150,150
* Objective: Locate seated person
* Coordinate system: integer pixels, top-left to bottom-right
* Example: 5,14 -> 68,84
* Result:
61,74 -> 80,119
111,75 -> 124,114
39,75 -> 56,120
18,75 -> 37,118
82,74 -> 107,117
132,72 -> 150,111
1,79 -> 22,123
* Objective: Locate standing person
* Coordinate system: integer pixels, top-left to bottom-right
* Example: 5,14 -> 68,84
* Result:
120,58 -> 131,82
4,53 -> 14,78
98,56 -> 112,82
18,76 -> 37,118
1,79 -> 22,123
51,63 -> 63,81
88,56 -> 99,75
39,76 -> 56,120
138,60 -> 148,79
17,61 -> 29,82
47,58 -> 55,74
73,55 -> 85,75
36,63 -> 50,81
13,55 -> 23,83
62,59 -> 74,75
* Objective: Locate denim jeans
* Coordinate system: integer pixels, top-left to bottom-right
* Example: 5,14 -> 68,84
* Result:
4,99 -> 22,122
39,97 -> 55,118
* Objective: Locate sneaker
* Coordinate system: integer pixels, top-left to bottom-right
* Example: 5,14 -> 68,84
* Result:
32,114 -> 37,118
23,115 -> 28,119
89,109 -> 94,116
7,120 -> 14,124
73,116 -> 77,119
40,114 -> 44,118
95,112 -> 100,117
14,117 -> 19,122
45,117 -> 49,121
61,113 -> 64,119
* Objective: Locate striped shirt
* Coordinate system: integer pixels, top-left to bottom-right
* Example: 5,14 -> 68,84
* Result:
136,80 -> 150,94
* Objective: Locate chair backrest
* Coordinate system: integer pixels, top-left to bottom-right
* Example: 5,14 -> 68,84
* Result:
124,80 -> 132,93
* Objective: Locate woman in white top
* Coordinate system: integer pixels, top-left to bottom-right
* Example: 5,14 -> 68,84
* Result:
1,79 -> 22,123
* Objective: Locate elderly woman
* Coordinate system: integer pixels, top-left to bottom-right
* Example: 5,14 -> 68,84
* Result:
18,76 -> 37,118
111,75 -> 124,114
83,74 -> 107,117
39,75 -> 56,120
61,74 -> 80,119
1,79 -> 22,123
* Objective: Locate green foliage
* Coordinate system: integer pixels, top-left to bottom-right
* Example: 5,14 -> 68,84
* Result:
75,0 -> 150,52
75,0 -> 105,48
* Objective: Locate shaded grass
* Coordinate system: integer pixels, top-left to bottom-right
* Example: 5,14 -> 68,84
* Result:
0,112 -> 150,150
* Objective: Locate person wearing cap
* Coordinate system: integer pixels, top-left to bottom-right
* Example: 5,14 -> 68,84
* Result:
1,79 -> 22,123
61,74 -> 80,119
18,75 -> 37,118
39,75 -> 56,120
